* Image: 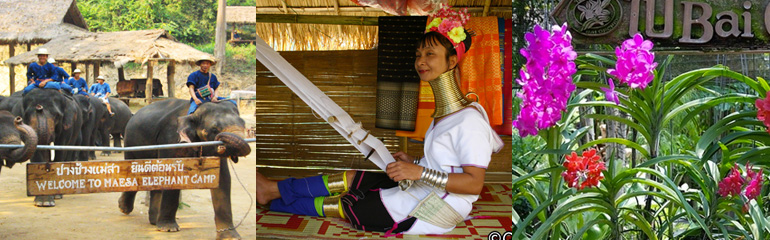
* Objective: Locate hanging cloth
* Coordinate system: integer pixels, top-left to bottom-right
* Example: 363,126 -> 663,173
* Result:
375,16 -> 427,131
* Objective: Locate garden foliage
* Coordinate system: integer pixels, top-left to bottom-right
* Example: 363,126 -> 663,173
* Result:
514,25 -> 770,240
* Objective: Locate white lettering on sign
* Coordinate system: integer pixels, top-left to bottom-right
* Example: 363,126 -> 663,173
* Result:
104,177 -> 138,188
142,176 -> 190,186
131,160 -> 185,173
35,179 -> 88,191
56,162 -> 120,176
27,157 -> 220,196
191,174 -> 217,184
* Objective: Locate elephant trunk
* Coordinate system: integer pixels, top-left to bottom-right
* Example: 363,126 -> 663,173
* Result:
30,106 -> 52,145
7,117 -> 38,165
215,132 -> 251,161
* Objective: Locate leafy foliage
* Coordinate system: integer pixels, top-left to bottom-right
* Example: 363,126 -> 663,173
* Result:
77,0 -> 254,44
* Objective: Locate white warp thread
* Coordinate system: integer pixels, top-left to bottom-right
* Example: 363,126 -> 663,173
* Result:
254,36 -> 395,170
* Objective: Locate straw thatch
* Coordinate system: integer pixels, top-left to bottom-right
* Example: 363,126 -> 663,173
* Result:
0,0 -> 88,44
226,6 -> 256,24
3,29 -> 212,66
256,0 -> 511,51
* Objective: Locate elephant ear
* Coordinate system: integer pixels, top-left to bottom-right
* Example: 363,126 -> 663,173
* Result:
177,114 -> 199,143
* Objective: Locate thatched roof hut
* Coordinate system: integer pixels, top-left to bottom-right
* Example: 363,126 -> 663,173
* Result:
256,0 -> 512,51
0,0 -> 88,44
226,6 -> 256,24
4,29 -> 212,66
5,29 -> 212,101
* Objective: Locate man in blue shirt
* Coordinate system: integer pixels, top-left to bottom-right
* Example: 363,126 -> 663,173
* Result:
186,56 -> 235,114
23,48 -> 61,94
89,76 -> 114,116
67,69 -> 88,95
48,58 -> 73,94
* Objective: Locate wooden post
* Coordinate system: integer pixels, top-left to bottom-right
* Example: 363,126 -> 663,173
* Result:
117,66 -> 125,82
71,62 -> 77,73
167,61 -> 175,98
146,61 -> 154,102
93,61 -> 100,80
399,136 -> 408,154
482,0 -> 491,17
26,44 -> 30,51
84,62 -> 90,86
214,0 -> 227,76
9,43 -> 15,94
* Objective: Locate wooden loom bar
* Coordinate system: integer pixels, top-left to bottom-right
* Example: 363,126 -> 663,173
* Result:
256,14 -> 378,25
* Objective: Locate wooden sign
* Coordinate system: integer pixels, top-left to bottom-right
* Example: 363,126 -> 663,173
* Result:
26,157 -> 220,196
551,0 -> 770,50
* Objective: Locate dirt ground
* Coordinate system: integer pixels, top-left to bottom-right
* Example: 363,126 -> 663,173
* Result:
0,109 -> 257,240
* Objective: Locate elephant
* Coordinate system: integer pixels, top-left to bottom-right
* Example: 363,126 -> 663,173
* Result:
21,88 -> 82,207
91,97 -> 131,158
118,99 -> 250,240
0,96 -> 21,114
73,95 -> 96,161
0,110 -> 37,171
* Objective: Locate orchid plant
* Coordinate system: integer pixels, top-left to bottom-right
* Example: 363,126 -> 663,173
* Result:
514,24 -> 770,240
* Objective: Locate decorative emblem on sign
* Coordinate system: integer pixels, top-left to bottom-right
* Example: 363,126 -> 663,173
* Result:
568,0 -> 622,36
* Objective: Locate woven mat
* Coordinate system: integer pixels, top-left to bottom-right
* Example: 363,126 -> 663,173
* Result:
255,183 -> 512,239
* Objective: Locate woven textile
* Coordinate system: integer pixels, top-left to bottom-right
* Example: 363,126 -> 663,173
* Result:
375,16 -> 427,131
255,183 -> 513,239
493,18 -> 513,136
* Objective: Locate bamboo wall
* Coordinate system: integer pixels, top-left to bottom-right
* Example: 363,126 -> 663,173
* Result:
256,50 -> 511,182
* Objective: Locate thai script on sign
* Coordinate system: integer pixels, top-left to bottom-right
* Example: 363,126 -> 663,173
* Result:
131,160 -> 185,173
56,162 -> 120,176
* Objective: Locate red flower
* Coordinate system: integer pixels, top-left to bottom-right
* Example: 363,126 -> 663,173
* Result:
718,163 -> 764,201
745,168 -> 763,200
756,91 -> 770,133
718,164 -> 745,197
562,148 -> 606,190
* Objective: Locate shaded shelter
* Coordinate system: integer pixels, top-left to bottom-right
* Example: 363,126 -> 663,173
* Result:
226,6 -> 257,45
5,29 -> 214,102
0,0 -> 89,94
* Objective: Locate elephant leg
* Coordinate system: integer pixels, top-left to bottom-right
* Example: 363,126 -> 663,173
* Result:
34,196 -> 55,207
212,157 -> 240,240
119,191 -> 137,214
156,190 -> 181,232
148,190 -> 162,225
100,130 -> 110,156
112,133 -> 122,153
33,150 -> 56,207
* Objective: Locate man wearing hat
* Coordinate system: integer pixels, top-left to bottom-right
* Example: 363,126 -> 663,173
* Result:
23,48 -> 61,94
48,57 -> 73,94
186,56 -> 234,114
89,75 -> 114,116
67,69 -> 88,95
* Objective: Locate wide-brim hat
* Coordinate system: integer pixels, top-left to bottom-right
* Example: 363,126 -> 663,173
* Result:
96,75 -> 105,80
47,58 -> 56,63
35,48 -> 49,55
196,56 -> 216,66
73,69 -> 81,73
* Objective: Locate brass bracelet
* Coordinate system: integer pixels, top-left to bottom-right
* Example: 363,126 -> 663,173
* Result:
413,155 -> 422,165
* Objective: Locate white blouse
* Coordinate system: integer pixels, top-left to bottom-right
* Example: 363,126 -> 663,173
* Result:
380,102 -> 504,234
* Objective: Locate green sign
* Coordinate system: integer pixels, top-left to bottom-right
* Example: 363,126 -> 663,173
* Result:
552,0 -> 770,49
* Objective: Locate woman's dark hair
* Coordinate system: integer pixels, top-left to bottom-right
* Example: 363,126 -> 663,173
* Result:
416,30 -> 473,61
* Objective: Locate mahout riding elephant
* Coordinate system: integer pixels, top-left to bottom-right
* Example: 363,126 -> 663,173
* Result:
21,88 -> 82,207
91,97 -> 131,157
0,110 -> 37,172
118,99 -> 250,239
73,95 -> 95,161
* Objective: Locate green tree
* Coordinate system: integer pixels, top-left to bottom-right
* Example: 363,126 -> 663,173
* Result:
78,0 -> 251,44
